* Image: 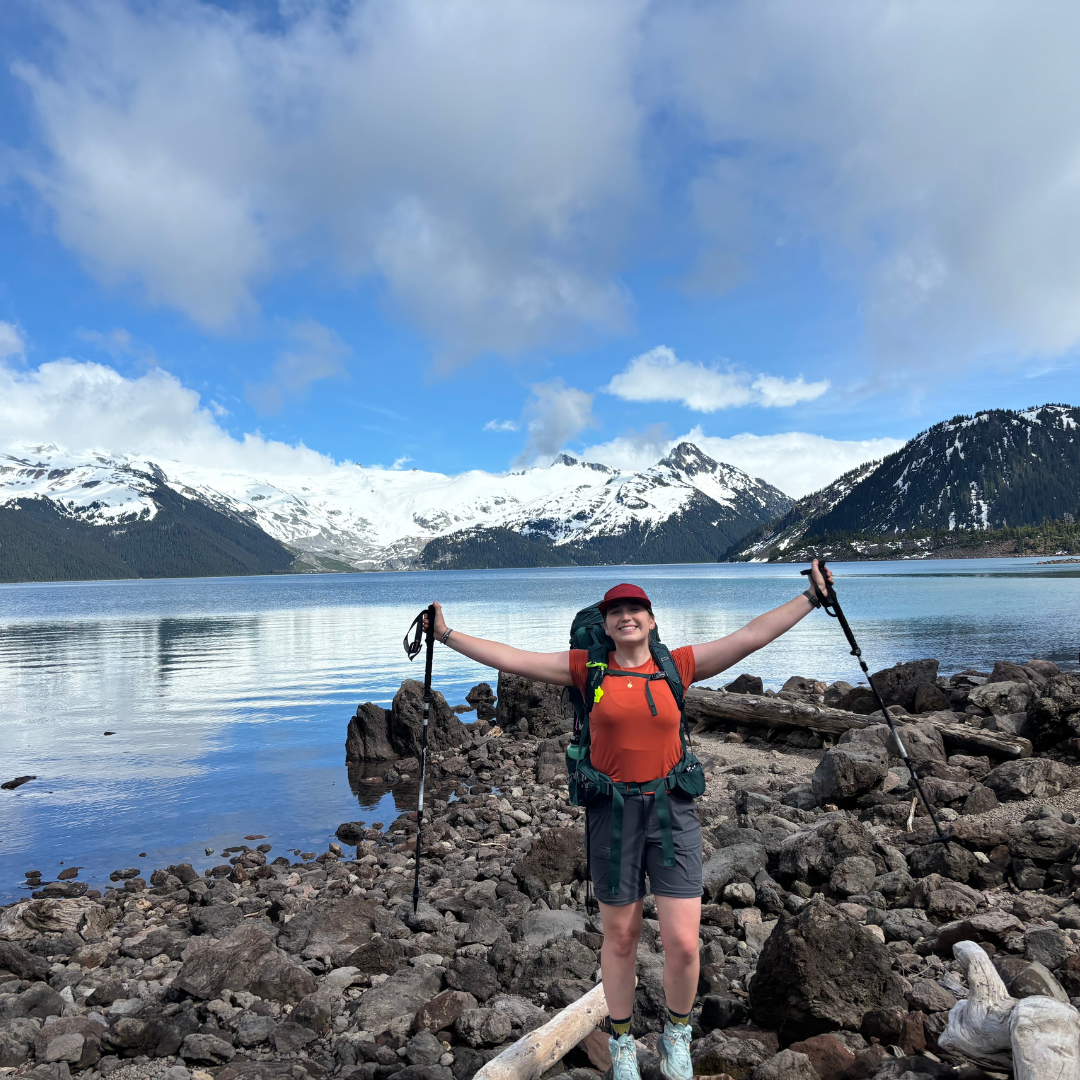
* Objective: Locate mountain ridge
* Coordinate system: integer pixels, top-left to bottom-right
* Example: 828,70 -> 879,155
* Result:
0,441 -> 791,578
730,403 -> 1080,561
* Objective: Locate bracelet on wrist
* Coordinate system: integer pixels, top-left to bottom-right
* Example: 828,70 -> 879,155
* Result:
802,588 -> 822,609
440,627 -> 453,645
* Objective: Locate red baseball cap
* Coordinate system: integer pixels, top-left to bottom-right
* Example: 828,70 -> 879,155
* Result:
598,583 -> 653,616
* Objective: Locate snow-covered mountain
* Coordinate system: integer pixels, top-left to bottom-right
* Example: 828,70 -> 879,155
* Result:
728,403 -> 1080,561
804,404 -> 1080,537
0,441 -> 792,572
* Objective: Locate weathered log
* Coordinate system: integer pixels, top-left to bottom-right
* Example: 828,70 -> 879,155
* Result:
686,688 -> 863,736
472,981 -> 609,1080
939,939 -> 1080,1079
683,688 -> 1031,758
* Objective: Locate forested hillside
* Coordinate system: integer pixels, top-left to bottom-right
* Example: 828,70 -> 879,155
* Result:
0,486 -> 297,583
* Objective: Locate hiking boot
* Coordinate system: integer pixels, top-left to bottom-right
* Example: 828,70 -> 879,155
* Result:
608,1032 -> 641,1080
657,1020 -> 693,1080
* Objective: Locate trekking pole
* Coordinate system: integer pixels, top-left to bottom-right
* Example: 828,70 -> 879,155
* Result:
403,603 -> 437,913
802,563 -> 948,842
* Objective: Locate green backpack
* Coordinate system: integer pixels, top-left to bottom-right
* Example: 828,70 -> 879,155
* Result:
564,603 -> 706,896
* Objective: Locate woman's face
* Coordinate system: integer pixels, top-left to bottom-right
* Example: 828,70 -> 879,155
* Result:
604,601 -> 655,647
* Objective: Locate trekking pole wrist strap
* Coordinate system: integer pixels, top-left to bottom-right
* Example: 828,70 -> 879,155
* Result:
802,588 -> 822,609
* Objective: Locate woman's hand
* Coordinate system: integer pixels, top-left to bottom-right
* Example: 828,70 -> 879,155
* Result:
808,558 -> 834,603
423,601 -> 449,640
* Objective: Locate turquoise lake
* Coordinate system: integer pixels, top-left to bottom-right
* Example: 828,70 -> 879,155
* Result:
2,558 -> 1079,899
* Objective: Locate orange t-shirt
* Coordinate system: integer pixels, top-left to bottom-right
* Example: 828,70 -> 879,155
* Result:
569,646 -> 697,784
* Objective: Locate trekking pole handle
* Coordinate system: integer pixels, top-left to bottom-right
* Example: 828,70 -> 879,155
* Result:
800,560 -> 838,610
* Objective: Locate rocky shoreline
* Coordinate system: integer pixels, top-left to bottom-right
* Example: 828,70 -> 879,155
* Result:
3,659 -> 1080,1080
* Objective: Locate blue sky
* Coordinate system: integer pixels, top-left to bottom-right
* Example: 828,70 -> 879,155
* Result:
2,0 -> 1080,497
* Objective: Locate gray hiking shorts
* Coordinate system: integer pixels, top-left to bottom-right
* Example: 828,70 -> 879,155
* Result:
586,791 -> 703,906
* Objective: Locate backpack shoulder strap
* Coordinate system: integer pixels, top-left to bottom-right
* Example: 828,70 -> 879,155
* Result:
649,640 -> 684,711
583,641 -> 611,715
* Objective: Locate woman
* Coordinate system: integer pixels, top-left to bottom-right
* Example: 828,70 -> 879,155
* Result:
427,559 -> 833,1080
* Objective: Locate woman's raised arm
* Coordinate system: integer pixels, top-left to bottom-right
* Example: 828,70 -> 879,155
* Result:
690,560 -> 834,683
427,602 -> 574,686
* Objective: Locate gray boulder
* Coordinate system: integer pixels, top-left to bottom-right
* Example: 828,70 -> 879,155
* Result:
690,1031 -> 768,1077
355,967 -> 445,1033
519,909 -> 587,947
777,813 -> 873,885
464,909 -> 510,947
495,674 -> 574,738
1024,926 -> 1074,970
830,857 -> 877,897
874,869 -> 914,907
292,988 -> 334,1035
535,738 -> 567,784
172,923 -> 317,1003
455,1008 -> 513,1048
346,701 -> 396,762
32,1018 -> 106,1070
751,1050 -> 818,1080
1008,818 -> 1080,864
512,829 -> 585,898
984,759 -> 1077,801
725,674 -> 764,695
812,740 -> 887,803
962,785 -> 998,815
0,942 -> 49,982
466,683 -> 496,723
969,680 -> 1034,716
836,687 -> 878,714
0,983 -> 64,1019
702,843 -> 767,900
907,842 -> 977,883
1028,673 -> 1080,748
870,660 -> 940,712
0,1018 -> 37,1069
893,723 -> 948,773
1011,961 -> 1069,1002
180,1032 -> 235,1064
749,902 -> 907,1042
235,1014 -> 277,1047
392,681 -> 466,757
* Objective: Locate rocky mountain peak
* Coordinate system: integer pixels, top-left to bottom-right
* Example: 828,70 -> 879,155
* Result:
550,454 -> 612,473
656,441 -> 721,478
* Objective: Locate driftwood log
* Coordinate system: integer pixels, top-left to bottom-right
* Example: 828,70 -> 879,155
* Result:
472,981 -> 609,1080
683,688 -> 1032,759
939,939 -> 1080,1079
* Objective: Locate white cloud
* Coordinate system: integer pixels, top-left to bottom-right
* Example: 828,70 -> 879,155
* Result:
0,355 -> 336,477
484,419 -> 521,432
0,322 -> 27,361
580,427 -> 903,498
246,320 -> 350,416
0,350 -> 902,497
13,1 -> 1080,371
517,379 -> 596,464
653,0 -> 1080,363
605,346 -> 829,412
13,0 -> 642,352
